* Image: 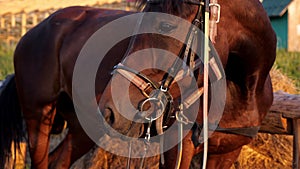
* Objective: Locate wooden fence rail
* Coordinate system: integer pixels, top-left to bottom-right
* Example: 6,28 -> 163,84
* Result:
260,91 -> 300,169
0,9 -> 60,44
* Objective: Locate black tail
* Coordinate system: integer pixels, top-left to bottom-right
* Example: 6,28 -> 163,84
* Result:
0,74 -> 25,169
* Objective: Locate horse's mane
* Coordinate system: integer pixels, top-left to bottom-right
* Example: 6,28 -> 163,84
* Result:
136,0 -> 196,18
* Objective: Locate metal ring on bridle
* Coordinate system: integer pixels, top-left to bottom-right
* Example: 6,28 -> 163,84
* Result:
139,97 -> 165,121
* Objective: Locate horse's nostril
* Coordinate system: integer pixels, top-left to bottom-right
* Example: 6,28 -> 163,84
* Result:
103,108 -> 115,125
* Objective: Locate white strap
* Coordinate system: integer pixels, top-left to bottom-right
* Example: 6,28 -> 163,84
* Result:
114,63 -> 151,97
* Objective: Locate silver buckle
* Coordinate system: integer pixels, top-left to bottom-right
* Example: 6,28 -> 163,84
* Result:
209,3 -> 221,23
160,85 -> 168,92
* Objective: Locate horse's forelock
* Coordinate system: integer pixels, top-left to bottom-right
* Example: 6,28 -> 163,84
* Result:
136,0 -> 195,18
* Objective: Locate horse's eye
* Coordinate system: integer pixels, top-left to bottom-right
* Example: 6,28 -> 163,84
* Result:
158,22 -> 177,34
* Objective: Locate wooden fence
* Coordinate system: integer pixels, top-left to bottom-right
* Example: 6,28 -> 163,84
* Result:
0,9 -> 55,44
0,0 -> 129,45
262,91 -> 300,169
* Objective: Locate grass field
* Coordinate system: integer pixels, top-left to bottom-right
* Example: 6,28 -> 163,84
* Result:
0,43 -> 299,90
0,43 -> 14,80
274,50 -> 300,88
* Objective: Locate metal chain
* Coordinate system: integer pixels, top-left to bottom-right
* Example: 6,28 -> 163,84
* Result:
126,141 -> 132,169
174,104 -> 194,169
140,118 -> 153,169
175,104 -> 194,125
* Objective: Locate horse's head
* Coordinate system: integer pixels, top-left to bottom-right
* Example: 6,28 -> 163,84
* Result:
99,0 -> 205,140
97,0 -> 277,167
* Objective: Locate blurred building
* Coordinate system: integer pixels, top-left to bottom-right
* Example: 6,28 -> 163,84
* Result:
262,0 -> 300,52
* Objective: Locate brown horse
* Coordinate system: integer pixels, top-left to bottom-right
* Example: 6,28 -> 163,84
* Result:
99,0 -> 276,168
0,0 -> 276,169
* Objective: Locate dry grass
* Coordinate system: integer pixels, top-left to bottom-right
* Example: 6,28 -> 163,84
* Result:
71,135 -> 160,169
270,67 -> 299,94
236,134 -> 293,169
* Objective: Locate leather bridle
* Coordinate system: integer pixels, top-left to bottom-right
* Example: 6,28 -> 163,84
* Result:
112,0 -> 260,168
113,0 -> 205,124
113,1 -> 206,168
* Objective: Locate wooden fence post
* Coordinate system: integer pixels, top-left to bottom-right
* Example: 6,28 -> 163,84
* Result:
32,13 -> 37,26
0,16 -> 4,29
11,14 -> 15,27
44,12 -> 49,19
293,118 -> 300,169
21,12 -> 27,36
268,91 -> 300,168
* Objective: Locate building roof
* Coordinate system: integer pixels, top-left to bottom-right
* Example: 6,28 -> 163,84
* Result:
262,0 -> 292,17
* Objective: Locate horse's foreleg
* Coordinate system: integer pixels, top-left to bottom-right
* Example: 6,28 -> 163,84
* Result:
206,147 -> 242,169
24,104 -> 56,169
161,131 -> 196,169
48,113 -> 94,169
